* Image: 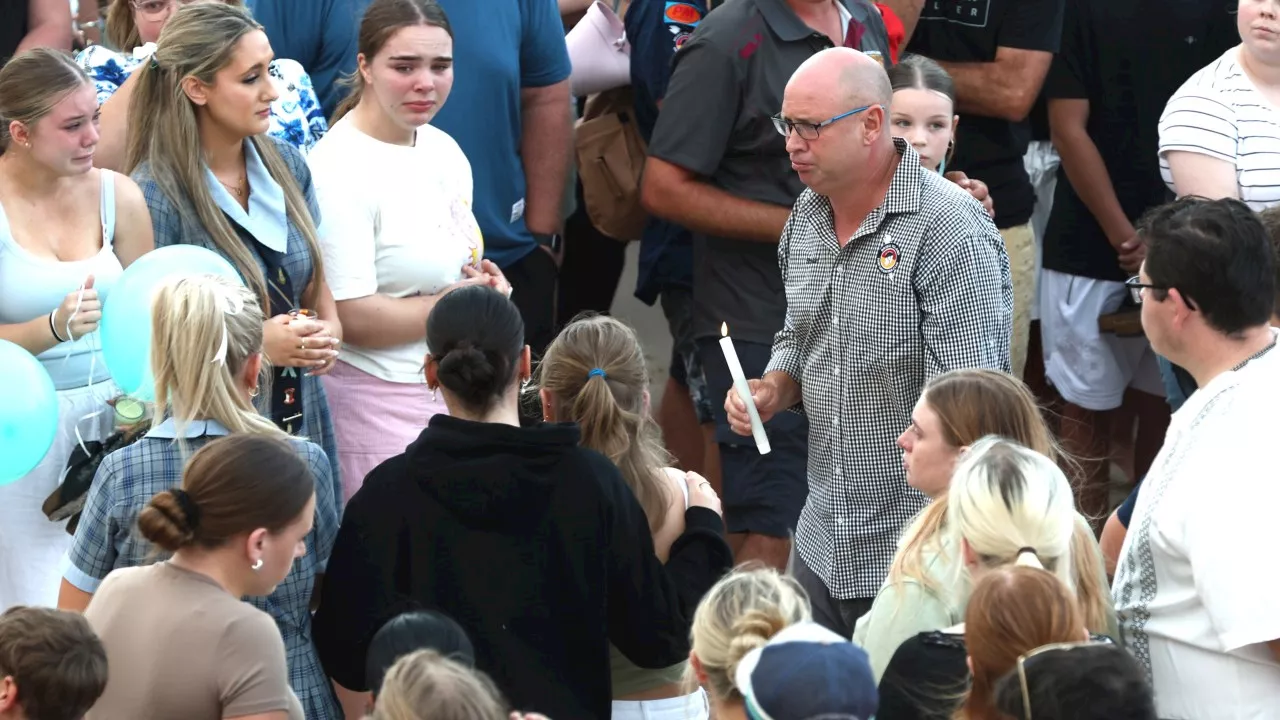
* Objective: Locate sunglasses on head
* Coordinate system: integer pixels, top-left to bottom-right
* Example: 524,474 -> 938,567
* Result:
1015,641 -> 1112,720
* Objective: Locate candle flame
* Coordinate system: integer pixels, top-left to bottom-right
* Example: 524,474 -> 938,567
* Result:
721,322 -> 729,337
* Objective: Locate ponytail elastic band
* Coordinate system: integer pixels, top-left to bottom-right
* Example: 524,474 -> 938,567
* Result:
587,368 -> 607,379
1017,547 -> 1037,557
172,488 -> 201,530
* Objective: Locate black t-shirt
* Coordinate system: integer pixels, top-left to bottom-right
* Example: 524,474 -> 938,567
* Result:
904,0 -> 1066,229
1,0 -> 29,64
647,0 -> 891,344
1041,0 -> 1239,281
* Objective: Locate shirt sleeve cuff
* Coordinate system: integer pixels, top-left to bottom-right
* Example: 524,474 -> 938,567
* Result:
61,555 -> 104,594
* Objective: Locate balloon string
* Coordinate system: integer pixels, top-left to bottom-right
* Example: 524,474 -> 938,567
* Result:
60,275 -> 105,460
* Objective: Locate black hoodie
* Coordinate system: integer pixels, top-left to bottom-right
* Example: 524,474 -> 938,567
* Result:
312,415 -> 733,719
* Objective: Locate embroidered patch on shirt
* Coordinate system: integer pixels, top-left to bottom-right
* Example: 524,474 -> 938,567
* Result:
664,1 -> 702,25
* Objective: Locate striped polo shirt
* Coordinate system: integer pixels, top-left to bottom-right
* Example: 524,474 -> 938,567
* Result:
1159,45 -> 1280,211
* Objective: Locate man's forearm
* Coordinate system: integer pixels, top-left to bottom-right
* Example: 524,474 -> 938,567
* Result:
935,59 -> 1036,122
1052,124 -> 1133,243
520,80 -> 573,235
642,163 -> 791,243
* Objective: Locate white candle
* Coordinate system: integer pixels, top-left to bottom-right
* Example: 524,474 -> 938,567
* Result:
719,323 -> 771,455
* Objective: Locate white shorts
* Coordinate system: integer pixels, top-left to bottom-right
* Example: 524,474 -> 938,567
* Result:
612,689 -> 709,720
1040,269 -> 1164,411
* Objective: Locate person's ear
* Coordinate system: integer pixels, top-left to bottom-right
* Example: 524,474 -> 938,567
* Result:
242,352 -> 263,394
357,52 -> 373,85
961,537 -> 979,569
424,354 -> 438,388
540,388 -> 555,422
181,75 -> 210,106
865,104 -> 886,143
245,527 -> 269,568
689,652 -> 709,685
950,114 -> 960,136
965,655 -> 973,675
642,389 -> 652,417
7,120 -> 30,148
0,675 -> 18,712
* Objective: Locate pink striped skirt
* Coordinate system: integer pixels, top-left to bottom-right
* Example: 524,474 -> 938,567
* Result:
321,359 -> 449,503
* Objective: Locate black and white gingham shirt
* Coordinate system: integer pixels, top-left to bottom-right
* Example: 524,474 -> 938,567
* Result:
767,138 -> 1013,599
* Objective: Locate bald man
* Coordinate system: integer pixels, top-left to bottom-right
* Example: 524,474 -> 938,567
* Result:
726,48 -> 1013,636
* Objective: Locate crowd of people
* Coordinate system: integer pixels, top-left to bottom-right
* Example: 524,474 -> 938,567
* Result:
0,0 -> 1277,718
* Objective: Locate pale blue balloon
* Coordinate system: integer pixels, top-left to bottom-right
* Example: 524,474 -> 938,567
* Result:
100,246 -> 243,401
0,340 -> 59,486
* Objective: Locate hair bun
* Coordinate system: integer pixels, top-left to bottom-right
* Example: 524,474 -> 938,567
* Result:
437,343 -> 504,408
136,489 -> 198,552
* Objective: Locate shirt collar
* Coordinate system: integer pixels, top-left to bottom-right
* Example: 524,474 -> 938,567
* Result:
145,417 -> 234,440
759,0 -> 855,42
205,140 -> 289,253
883,136 -> 924,216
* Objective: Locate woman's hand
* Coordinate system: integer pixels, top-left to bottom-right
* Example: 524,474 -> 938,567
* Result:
262,315 -> 339,370
685,471 -> 723,517
294,317 -> 342,376
463,259 -> 512,298
52,275 -> 100,342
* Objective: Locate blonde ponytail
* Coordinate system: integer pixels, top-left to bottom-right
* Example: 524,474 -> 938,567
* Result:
538,315 -> 673,533
150,274 -> 281,438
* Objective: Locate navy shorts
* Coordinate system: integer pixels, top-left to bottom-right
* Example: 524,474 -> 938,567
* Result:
697,337 -> 809,538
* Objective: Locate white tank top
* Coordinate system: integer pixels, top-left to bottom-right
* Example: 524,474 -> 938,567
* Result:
0,170 -> 122,390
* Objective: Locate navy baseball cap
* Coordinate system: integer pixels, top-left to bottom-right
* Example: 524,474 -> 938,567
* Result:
734,622 -> 878,720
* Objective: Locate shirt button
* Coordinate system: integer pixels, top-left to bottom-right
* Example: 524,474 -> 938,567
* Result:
833,366 -> 840,376
836,517 -> 845,525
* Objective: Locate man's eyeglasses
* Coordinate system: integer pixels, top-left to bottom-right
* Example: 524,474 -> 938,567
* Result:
771,104 -> 882,141
131,0 -> 193,20
1015,641 -> 1110,720
1124,275 -> 1198,310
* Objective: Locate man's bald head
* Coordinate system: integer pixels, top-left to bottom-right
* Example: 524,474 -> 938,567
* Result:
786,47 -> 892,110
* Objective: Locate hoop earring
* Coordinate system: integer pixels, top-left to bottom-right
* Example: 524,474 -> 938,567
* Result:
430,386 -> 438,403
249,385 -> 260,398
251,559 -> 263,571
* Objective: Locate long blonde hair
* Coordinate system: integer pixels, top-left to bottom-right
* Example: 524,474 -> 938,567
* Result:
124,3 -> 326,313
537,315 -> 674,533
150,274 -> 281,437
887,370 -> 1110,634
687,566 -> 811,703
947,438 -> 1077,603
372,650 -> 507,720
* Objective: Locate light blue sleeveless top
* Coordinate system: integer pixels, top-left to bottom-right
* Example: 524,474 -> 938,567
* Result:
0,171 -> 122,390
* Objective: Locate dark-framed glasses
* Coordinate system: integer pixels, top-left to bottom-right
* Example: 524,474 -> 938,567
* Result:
1124,275 -> 1198,309
1015,641 -> 1110,720
771,104 -> 882,140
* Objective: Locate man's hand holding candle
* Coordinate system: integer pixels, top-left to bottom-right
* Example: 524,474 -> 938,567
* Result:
724,372 -> 801,438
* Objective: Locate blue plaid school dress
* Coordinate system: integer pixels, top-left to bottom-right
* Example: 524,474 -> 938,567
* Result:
62,419 -> 341,720
131,138 -> 341,502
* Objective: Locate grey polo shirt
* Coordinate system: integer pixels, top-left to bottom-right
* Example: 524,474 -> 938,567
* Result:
647,0 -> 892,346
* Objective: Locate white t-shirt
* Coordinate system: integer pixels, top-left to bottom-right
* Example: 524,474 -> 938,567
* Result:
309,119 -> 483,383
1159,46 -> 1280,211
1113,330 -> 1280,720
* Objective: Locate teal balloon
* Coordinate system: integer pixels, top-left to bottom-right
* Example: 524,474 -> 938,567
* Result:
100,246 -> 243,401
0,340 -> 59,485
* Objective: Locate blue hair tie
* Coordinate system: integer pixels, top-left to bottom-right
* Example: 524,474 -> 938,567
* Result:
587,368 -> 607,379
